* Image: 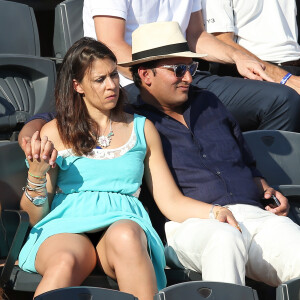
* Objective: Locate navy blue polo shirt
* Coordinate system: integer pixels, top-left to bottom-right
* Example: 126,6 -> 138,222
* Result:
133,86 -> 262,207
30,86 -> 262,207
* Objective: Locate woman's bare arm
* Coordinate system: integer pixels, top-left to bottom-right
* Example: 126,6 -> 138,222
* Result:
143,119 -> 239,228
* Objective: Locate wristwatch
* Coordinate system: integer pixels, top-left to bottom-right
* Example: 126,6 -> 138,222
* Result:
24,189 -> 47,206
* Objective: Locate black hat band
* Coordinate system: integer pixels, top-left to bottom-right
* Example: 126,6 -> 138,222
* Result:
132,42 -> 190,61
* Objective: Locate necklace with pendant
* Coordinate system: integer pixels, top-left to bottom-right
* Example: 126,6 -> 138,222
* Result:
98,117 -> 114,148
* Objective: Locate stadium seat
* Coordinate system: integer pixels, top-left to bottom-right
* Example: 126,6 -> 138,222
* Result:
53,0 -> 84,62
0,0 -> 56,141
0,0 -> 40,56
276,277 -> 300,300
35,286 -> 137,300
154,281 -> 259,300
243,130 -> 300,300
243,130 -> 300,225
0,55 -> 56,140
0,141 -> 27,210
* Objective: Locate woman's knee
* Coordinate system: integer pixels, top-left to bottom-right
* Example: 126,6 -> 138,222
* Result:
36,233 -> 97,273
106,220 -> 147,256
52,251 -> 78,270
43,250 -> 95,279
45,251 -> 79,273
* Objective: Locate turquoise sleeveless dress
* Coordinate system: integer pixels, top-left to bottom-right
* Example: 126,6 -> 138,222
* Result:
19,114 -> 166,290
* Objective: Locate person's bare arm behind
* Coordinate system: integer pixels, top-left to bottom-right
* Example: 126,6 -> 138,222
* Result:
214,32 -> 300,94
94,16 -> 132,80
186,10 -> 273,82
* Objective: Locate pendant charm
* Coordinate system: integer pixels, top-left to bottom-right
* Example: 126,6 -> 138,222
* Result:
98,131 -> 114,148
97,116 -> 114,148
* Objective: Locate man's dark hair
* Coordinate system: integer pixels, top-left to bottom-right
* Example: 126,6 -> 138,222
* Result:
130,60 -> 159,88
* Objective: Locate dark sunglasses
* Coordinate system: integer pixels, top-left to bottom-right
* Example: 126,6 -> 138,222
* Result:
159,61 -> 199,77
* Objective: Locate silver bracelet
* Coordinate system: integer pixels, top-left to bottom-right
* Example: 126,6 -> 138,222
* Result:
23,178 -> 47,192
27,178 -> 47,186
24,185 -> 46,192
24,188 -> 47,206
209,204 -> 221,219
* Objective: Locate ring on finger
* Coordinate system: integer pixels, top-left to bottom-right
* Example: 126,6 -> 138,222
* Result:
236,223 -> 242,232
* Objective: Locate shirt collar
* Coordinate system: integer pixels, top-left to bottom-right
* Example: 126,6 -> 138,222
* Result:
134,93 -> 192,118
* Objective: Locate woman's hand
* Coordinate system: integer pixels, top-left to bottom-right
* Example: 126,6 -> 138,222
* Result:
22,130 -> 57,168
214,206 -> 242,232
24,131 -> 57,177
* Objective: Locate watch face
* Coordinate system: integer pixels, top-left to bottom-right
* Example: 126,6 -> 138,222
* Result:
33,196 -> 47,206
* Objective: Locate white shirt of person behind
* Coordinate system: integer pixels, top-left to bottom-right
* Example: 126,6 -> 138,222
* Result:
202,0 -> 300,64
83,0 -> 201,87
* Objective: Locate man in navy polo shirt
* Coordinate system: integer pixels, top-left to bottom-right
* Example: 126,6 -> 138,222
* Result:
119,22 -> 300,287
19,22 -> 300,287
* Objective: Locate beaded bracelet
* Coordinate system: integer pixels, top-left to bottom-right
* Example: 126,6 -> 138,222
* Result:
280,73 -> 292,85
28,171 -> 46,179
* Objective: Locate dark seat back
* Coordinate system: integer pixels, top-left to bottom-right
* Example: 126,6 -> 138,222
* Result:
35,286 -> 137,300
0,0 -> 40,56
155,281 -> 258,300
243,130 -> 300,195
243,130 -> 300,225
53,0 -> 84,61
0,141 -> 30,288
0,55 -> 56,138
0,142 -> 26,210
0,1 -> 56,140
276,277 -> 300,300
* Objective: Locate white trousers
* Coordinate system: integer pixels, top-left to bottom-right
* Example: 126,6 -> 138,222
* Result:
165,204 -> 300,286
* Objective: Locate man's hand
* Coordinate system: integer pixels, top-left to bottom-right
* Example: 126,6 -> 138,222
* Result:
264,187 -> 290,216
233,51 -> 274,82
22,131 -> 57,168
215,207 -> 242,233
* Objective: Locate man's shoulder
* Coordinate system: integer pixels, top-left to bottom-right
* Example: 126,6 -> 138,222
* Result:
188,85 -> 222,106
187,85 -> 232,122
125,102 -> 159,119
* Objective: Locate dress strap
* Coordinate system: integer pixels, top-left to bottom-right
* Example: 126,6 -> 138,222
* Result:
133,113 -> 147,150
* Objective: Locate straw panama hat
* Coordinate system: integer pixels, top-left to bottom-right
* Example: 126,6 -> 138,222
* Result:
118,21 -> 207,67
